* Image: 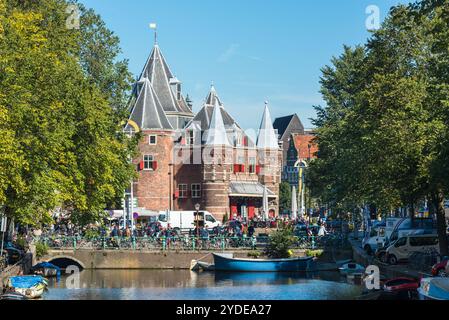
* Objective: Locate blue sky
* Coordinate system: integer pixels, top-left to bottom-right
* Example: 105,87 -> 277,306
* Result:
79,0 -> 409,130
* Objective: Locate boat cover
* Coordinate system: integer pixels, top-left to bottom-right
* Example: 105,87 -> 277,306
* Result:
9,276 -> 46,289
32,262 -> 61,275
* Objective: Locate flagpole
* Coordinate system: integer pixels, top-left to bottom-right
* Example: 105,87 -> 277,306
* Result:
150,23 -> 157,44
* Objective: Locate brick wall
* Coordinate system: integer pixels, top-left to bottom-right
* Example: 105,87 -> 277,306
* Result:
133,130 -> 173,211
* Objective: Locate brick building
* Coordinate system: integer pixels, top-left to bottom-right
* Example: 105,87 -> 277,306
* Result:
125,42 -> 282,221
273,114 -> 318,187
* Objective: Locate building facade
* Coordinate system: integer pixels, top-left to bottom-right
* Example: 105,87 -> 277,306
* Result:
125,42 -> 282,221
273,115 -> 318,187
281,132 -> 318,186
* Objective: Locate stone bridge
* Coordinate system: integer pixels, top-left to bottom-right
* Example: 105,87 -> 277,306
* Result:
39,249 -> 243,270
40,249 -> 308,270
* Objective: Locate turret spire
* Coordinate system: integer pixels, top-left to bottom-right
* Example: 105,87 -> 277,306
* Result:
204,99 -> 231,146
256,101 -> 279,149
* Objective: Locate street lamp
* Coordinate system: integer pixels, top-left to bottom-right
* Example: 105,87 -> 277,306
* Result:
195,203 -> 200,239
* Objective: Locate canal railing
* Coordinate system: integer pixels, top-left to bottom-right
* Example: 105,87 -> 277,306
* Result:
32,234 -> 344,252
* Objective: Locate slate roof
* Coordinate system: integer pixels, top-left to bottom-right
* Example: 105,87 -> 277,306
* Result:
273,115 -> 295,138
125,78 -> 173,131
256,103 -> 280,149
185,86 -> 255,147
204,100 -> 232,146
138,44 -> 193,115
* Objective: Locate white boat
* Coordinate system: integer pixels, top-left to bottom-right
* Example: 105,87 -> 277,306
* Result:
14,282 -> 47,299
190,259 -> 215,271
339,263 -> 365,276
6,275 -> 48,299
418,277 -> 449,300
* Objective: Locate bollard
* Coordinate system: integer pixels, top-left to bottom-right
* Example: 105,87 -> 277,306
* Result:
252,235 -> 256,249
73,237 -> 77,251
132,236 -> 136,250
102,237 -> 106,250
192,236 -> 196,251
311,235 -> 315,249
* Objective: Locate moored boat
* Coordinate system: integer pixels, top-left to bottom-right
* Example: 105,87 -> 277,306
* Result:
339,263 -> 365,276
0,292 -> 29,300
212,253 -> 314,272
31,262 -> 61,278
190,260 -> 215,271
5,275 -> 48,299
383,277 -> 419,293
418,277 -> 449,300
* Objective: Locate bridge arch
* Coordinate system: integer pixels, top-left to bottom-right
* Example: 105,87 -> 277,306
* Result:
46,255 -> 85,270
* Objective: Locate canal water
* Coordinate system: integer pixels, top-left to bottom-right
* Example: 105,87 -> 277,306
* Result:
42,270 -> 364,300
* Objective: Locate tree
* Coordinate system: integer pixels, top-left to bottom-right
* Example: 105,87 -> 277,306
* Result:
279,182 -> 292,215
308,0 -> 449,255
264,224 -> 296,258
0,0 -> 137,227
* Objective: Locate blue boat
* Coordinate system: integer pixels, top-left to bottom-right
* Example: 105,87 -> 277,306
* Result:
418,277 -> 449,300
31,262 -> 61,278
212,253 -> 314,272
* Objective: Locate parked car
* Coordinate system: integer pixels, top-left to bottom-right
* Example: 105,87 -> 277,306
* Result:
363,226 -> 386,255
431,257 -> 448,277
375,240 -> 397,263
386,234 -> 439,265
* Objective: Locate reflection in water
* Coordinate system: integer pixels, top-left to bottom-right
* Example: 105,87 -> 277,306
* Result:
44,270 -> 363,300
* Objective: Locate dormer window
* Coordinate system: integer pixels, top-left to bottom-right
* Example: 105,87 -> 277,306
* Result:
186,130 -> 194,145
177,83 -> 182,100
236,134 -> 242,146
169,77 -> 182,101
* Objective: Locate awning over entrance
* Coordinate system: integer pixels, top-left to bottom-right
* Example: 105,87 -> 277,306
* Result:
228,182 -> 276,198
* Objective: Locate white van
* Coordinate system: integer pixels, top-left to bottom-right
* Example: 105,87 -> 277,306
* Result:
157,211 -> 221,232
362,226 -> 386,254
386,234 -> 439,265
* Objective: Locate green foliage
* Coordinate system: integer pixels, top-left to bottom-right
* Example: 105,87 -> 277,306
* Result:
222,213 -> 228,224
305,249 -> 323,258
14,235 -> 28,251
279,182 -> 292,214
35,242 -> 49,259
84,228 -> 100,240
0,0 -> 138,226
247,251 -> 262,258
308,0 -> 449,255
264,225 -> 296,259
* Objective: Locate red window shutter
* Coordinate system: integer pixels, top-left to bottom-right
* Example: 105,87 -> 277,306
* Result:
240,164 -> 245,172
243,136 -> 247,146
234,164 -> 239,173
152,161 -> 158,170
174,190 -> 179,199
139,161 -> 144,171
256,165 -> 261,174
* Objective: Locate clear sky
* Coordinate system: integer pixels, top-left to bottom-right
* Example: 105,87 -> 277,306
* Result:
78,0 -> 409,130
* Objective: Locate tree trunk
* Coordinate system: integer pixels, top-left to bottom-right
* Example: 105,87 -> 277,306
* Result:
409,202 -> 415,226
431,189 -> 449,257
4,206 -> 14,242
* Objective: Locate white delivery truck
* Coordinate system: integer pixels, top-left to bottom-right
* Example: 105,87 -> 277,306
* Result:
157,210 -> 221,233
